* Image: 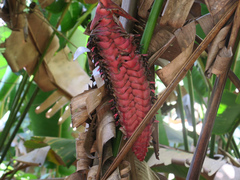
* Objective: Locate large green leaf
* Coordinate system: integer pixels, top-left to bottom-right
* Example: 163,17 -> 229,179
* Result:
25,136 -> 76,167
61,2 -> 83,32
212,90 -> 240,134
45,0 -> 67,14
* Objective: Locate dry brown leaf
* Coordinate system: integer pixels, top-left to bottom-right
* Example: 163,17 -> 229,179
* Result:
46,96 -> 70,118
4,0 -> 27,29
71,88 -> 106,128
27,7 -> 59,60
88,165 -> 99,180
84,116 -> 97,159
197,14 -> 214,36
138,0 -> 154,19
210,47 -> 232,75
95,100 -> 116,179
38,0 -> 55,8
45,46 -> 90,97
148,28 -> 177,58
15,146 -> 50,166
205,0 -> 237,24
76,132 -> 92,171
65,171 -> 87,180
156,22 -> 195,86
205,23 -> 232,78
160,0 -> 194,28
132,155 -> 160,180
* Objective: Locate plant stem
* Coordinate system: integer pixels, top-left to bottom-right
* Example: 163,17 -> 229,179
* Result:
140,0 -> 164,54
177,84 -> 189,151
0,87 -> 40,164
187,71 -> 197,146
209,134 -> 215,158
231,138 -> 240,158
68,3 -> 97,40
0,71 -> 28,151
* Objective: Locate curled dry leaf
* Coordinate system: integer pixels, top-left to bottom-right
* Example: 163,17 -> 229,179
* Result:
210,46 -> 233,75
71,87 -> 106,128
197,14 -> 214,36
160,0 -> 194,28
205,23 -> 232,78
205,0 -> 237,24
76,132 -> 92,171
95,100 -> 116,178
156,21 -> 196,86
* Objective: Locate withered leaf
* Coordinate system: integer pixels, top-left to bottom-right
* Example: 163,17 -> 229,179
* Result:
160,0 -> 194,29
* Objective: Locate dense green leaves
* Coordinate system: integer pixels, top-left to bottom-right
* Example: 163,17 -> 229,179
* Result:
61,2 -> 83,32
45,0 -> 68,14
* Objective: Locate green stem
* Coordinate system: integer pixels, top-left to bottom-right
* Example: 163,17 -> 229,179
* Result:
0,72 -> 28,151
68,3 -> 97,40
209,134 -> 215,158
0,87 -> 40,164
187,71 -> 197,146
231,138 -> 240,158
225,121 -> 239,152
177,84 -> 189,151
140,0 -> 164,54
157,110 -> 169,146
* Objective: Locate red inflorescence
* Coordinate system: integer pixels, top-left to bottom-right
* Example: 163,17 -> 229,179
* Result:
88,0 -> 154,161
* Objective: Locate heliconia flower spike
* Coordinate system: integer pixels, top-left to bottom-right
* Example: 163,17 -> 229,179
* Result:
87,0 -> 155,161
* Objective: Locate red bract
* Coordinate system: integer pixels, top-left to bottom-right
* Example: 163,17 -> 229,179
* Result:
88,0 -> 154,161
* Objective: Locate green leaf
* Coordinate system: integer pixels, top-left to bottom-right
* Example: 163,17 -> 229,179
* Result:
61,2 -> 83,32
0,66 -> 19,102
45,137 -> 76,167
212,90 -> 240,134
45,0 -> 68,14
25,136 -> 76,167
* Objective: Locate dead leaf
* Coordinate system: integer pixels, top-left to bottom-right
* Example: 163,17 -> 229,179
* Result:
211,47 -> 232,76
138,0 -> 154,19
38,0 -> 55,8
15,146 -> 50,166
96,100 -> 116,179
76,132 -> 93,171
71,88 -> 106,128
197,14 -> 214,36
133,155 -> 160,180
45,46 -> 90,97
205,0 -> 237,24
84,116 -> 97,159
205,23 -> 232,78
160,0 -> 194,28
